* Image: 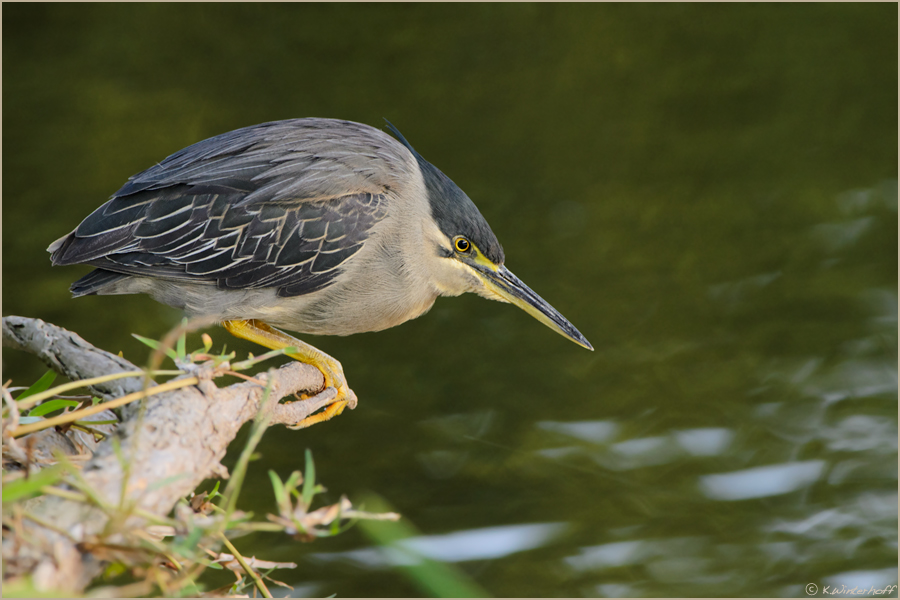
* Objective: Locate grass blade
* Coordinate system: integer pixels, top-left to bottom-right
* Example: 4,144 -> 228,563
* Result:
357,493 -> 490,598
301,449 -> 316,507
15,370 -> 57,401
28,399 -> 81,417
133,334 -> 178,360
2,466 -> 64,503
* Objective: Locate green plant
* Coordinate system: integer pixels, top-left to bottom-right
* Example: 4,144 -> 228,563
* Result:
2,322 -> 398,597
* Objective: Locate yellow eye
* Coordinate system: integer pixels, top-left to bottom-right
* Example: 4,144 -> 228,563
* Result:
454,237 -> 470,253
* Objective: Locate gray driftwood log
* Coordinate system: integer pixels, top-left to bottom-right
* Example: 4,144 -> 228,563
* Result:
2,315 -> 341,592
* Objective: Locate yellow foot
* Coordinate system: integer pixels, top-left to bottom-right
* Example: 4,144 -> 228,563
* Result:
223,319 -> 356,428
287,398 -> 349,429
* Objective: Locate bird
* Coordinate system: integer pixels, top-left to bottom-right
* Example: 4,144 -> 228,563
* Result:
49,118 -> 592,428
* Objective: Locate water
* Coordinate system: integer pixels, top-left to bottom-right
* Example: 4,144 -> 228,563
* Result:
3,4 -> 896,597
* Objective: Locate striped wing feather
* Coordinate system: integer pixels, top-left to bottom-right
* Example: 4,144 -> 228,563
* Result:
51,119 -> 399,298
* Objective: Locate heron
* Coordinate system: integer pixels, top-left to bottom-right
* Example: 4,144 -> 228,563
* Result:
49,118 -> 592,428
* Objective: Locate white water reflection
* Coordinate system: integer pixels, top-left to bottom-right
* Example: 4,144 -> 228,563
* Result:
802,358 -> 898,405
765,491 -> 897,542
566,539 -> 643,570
536,421 -> 735,470
311,522 -> 567,568
674,428 -> 733,456
605,435 -> 674,469
837,181 -> 898,214
825,415 -> 897,454
811,217 -> 874,253
699,460 -> 826,501
565,537 -> 707,572
537,419 -> 619,443
822,567 -> 899,597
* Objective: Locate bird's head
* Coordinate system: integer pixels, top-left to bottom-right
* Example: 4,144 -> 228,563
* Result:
386,121 -> 593,351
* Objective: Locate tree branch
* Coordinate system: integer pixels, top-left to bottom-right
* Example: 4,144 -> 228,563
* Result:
2,316 -> 338,593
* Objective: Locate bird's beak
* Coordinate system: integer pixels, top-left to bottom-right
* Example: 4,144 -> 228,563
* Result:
474,264 -> 593,350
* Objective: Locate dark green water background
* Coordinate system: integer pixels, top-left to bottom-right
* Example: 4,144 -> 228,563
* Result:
3,4 -> 897,597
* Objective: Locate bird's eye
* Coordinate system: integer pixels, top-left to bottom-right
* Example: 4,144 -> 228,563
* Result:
454,237 -> 470,253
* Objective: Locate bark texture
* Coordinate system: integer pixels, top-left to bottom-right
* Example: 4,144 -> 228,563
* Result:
2,316 -> 339,592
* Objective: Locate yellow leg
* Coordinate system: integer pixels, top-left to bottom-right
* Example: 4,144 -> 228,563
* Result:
223,319 -> 353,428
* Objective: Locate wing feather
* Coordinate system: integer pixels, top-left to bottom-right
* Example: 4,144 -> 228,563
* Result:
52,119 -> 407,297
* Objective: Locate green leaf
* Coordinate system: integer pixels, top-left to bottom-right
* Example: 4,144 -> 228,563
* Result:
301,449 -> 316,507
2,465 -> 64,504
290,481 -> 322,500
103,561 -> 128,580
132,333 -> 178,360
27,399 -> 80,417
284,470 -> 303,492
15,370 -> 57,401
358,493 -> 490,598
268,470 -> 285,500
1,576 -> 74,598
176,318 -> 188,358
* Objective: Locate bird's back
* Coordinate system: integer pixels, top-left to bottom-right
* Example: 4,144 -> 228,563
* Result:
49,118 -> 419,301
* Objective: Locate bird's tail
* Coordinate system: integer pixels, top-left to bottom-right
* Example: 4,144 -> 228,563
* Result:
69,269 -> 128,297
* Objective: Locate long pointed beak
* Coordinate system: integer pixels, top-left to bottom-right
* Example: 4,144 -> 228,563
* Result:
475,264 -> 593,350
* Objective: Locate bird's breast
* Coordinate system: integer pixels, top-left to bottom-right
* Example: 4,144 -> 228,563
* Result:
254,227 -> 440,336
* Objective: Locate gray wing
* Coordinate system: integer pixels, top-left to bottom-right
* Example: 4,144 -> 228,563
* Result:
50,119 -> 406,297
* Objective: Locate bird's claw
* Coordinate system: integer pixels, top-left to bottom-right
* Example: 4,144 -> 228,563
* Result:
286,390 -> 353,429
287,360 -> 356,429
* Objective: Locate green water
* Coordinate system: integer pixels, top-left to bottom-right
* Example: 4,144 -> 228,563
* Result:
3,4 -> 897,597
